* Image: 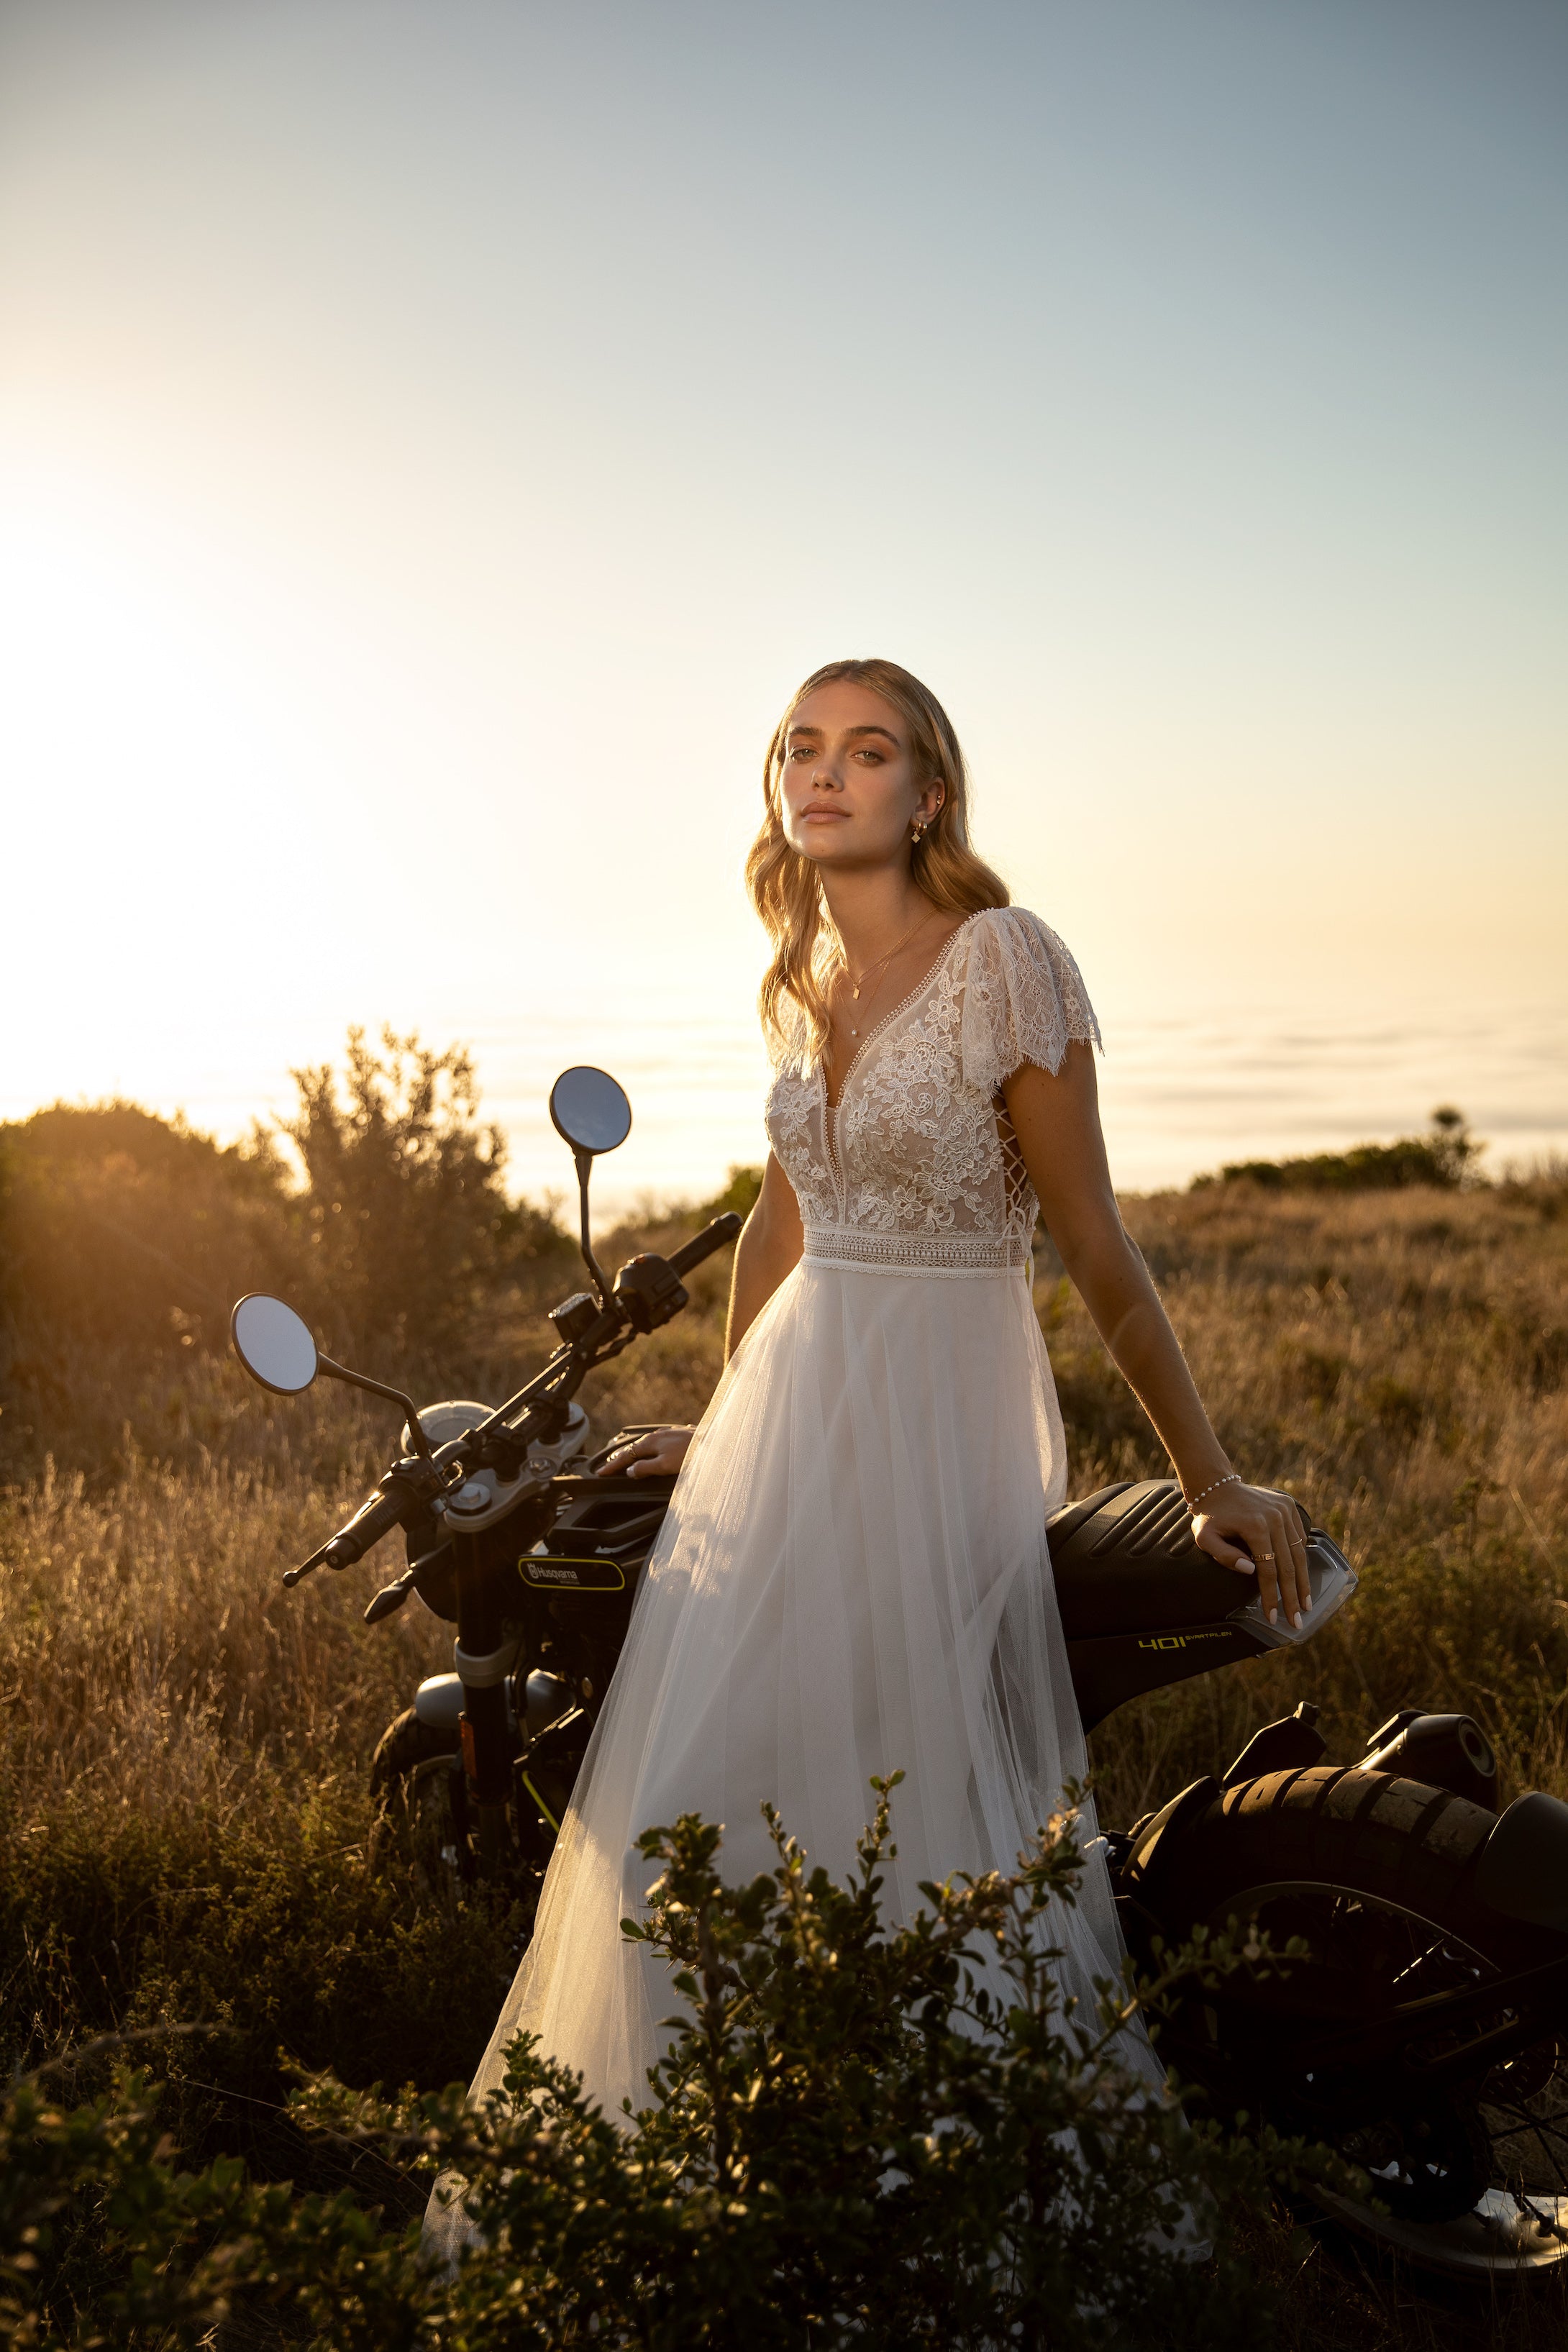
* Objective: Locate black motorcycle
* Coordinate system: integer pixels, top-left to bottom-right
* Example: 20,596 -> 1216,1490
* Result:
230,1064 -> 1568,2282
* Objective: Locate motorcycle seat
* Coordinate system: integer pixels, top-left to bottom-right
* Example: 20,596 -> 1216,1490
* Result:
1047,1478 -> 1279,1640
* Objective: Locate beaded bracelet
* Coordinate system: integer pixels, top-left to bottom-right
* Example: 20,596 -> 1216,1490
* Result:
1182,1470 -> 1241,1513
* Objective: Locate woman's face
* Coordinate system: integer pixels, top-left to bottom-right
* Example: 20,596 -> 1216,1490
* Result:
780,680 -> 943,875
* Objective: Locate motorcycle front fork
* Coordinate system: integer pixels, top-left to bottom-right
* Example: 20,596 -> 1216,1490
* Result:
453,1530 -> 518,1872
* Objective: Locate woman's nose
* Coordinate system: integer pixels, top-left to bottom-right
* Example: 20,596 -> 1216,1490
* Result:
812,767 -> 842,790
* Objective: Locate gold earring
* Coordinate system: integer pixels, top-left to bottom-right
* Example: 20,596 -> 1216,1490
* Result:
911,820 -> 926,842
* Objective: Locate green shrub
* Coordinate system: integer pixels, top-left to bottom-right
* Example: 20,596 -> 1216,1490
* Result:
280,1026 -> 569,1361
1195,1106 -> 1482,1194
695,1162 -> 765,1223
9,1790 -> 1337,2349
0,2059 -> 427,2351
0,1032 -> 571,1482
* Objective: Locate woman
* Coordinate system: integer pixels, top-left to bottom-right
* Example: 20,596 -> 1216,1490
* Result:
445,657 -> 1309,2173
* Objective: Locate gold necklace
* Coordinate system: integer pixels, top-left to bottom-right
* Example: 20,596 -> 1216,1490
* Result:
842,911 -> 936,1039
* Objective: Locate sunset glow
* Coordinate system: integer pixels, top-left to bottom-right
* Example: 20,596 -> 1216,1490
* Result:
3,0 -> 1563,1203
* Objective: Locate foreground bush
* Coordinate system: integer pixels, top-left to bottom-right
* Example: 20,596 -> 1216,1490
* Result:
9,1789 -> 1336,2349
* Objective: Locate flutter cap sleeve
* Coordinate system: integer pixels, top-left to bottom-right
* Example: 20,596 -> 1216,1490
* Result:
956,907 -> 1102,1094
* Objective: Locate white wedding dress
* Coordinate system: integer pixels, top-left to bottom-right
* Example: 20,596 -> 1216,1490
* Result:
426,908 -> 1164,2256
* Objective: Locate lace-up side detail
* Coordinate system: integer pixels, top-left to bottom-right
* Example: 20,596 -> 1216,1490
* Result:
995,1088 -> 1032,1232
766,908 -> 1098,1277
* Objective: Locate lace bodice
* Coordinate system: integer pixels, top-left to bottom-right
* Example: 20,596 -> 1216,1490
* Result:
765,907 -> 1100,1275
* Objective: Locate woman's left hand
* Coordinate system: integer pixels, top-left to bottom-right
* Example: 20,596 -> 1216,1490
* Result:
596,1426 -> 695,1479
1192,1482 -> 1312,1628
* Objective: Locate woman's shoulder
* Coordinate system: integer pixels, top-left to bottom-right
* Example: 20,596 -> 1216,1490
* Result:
955,903 -> 1080,971
951,903 -> 1100,1077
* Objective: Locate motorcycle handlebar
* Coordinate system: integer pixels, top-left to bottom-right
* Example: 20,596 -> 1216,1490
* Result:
286,1467 -> 439,1584
322,1485 -> 411,1570
286,1216 -> 740,1590
667,1212 -> 743,1277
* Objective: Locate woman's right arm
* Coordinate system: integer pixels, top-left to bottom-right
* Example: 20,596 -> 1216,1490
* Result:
596,1153 -> 803,1479
724,1151 -> 803,1359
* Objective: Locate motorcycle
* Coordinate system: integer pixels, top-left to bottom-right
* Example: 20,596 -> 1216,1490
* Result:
230,1064 -> 1568,2282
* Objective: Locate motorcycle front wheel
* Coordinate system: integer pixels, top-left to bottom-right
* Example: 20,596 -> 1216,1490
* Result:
368,1710 -> 469,1895
1141,1764 -> 1568,2264
369,1708 -> 557,1896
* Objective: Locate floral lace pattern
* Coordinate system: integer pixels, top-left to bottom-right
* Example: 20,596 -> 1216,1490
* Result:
766,908 -> 1100,1275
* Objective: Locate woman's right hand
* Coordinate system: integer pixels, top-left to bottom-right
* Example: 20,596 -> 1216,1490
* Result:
1192,1480 -> 1313,1628
596,1426 -> 695,1479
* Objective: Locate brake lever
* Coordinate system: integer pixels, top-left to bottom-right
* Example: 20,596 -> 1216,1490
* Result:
283,1542 -> 334,1590
363,1567 -> 417,1623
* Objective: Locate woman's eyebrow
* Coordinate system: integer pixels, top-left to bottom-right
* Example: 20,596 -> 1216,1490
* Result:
785,721 -> 902,747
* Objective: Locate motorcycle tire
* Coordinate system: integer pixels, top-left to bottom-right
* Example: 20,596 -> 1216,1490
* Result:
368,1709 -> 467,1890
1137,1764 -> 1568,2229
369,1710 -> 557,1888
370,1706 -> 459,1793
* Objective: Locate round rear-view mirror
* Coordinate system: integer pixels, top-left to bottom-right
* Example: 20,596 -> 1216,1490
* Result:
231,1294 -> 320,1395
549,1065 -> 632,1156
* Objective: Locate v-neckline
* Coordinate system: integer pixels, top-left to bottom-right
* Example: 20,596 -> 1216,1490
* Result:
819,911 -> 983,1114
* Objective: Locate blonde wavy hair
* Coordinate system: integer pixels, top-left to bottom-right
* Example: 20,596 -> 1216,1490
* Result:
747,657 -> 1010,1063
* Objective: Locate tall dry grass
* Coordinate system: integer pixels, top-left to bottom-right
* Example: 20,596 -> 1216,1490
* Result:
1072,1182 -> 1568,1817
5,1182 -> 1563,2017
0,1211 -> 737,2112
0,1440 -> 529,2146
2,1177 -> 1567,2343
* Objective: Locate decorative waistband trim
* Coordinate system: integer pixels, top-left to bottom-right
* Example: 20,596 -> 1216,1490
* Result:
801,1224 -> 1028,1277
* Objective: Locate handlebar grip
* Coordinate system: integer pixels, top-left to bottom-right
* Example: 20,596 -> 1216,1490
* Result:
668,1213 -> 743,1277
322,1482 -> 418,1570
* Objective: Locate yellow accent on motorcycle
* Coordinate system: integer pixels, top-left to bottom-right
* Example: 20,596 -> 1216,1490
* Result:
1136,1630 -> 1235,1651
518,1552 -> 627,1593
521,1771 -> 560,1832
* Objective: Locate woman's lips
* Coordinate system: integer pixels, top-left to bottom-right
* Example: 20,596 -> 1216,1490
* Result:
798,805 -> 849,821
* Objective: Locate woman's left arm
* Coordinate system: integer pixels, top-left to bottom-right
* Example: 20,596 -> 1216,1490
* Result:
1003,1046 -> 1313,1629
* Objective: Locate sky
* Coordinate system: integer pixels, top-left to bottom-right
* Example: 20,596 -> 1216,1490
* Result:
1,0 -> 1564,1207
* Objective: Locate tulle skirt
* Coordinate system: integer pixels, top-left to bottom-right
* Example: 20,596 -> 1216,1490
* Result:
446,1254 -> 1158,2141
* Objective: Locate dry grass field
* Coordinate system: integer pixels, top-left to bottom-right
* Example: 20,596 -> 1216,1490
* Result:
2,1089 -> 1566,2345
